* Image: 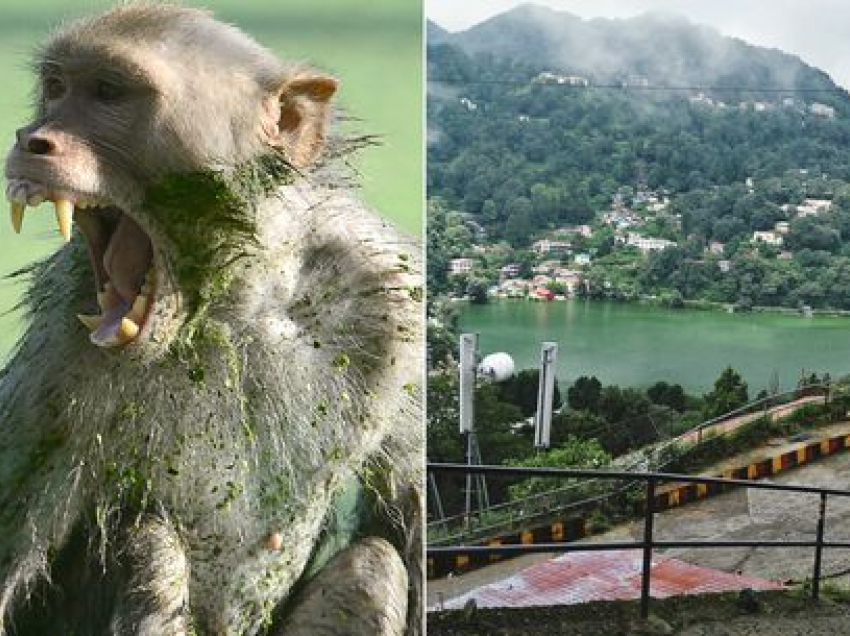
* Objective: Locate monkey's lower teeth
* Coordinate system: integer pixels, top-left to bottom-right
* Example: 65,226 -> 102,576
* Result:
76,281 -> 151,348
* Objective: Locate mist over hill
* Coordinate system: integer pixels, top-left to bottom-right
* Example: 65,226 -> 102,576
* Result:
429,4 -> 843,97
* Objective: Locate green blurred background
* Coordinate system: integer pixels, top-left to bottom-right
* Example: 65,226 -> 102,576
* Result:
0,0 -> 423,356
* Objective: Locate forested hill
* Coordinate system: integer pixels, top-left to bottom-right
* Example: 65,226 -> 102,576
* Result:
427,8 -> 850,311
432,6 -> 839,98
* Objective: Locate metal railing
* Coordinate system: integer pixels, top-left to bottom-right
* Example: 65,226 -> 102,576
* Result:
428,462 -> 850,619
428,383 -> 833,542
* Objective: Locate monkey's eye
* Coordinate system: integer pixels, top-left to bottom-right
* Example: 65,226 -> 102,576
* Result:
43,76 -> 66,100
94,79 -> 126,102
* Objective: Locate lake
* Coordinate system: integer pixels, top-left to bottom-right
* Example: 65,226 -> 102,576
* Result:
457,299 -> 850,394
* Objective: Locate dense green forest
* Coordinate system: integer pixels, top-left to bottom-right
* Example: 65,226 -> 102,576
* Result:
428,11 -> 850,309
427,361 -> 841,518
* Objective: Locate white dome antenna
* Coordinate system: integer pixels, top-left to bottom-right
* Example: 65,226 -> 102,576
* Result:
477,353 -> 516,383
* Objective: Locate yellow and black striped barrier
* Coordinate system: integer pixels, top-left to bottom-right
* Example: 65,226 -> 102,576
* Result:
427,430 -> 850,580
427,517 -> 586,579
653,432 -> 850,511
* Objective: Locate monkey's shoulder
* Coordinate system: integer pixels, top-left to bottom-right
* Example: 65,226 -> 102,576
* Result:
240,190 -> 422,376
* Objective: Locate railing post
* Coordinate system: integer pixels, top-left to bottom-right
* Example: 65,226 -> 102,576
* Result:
812,492 -> 827,601
640,478 -> 656,619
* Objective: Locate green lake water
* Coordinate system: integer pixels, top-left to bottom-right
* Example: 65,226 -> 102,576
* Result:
457,300 -> 850,394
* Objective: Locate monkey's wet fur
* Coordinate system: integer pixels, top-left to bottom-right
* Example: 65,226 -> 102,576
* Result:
1,4 -> 422,635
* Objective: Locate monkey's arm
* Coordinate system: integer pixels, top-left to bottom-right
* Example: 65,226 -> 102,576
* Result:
275,537 -> 408,636
297,199 -> 423,634
109,515 -> 190,636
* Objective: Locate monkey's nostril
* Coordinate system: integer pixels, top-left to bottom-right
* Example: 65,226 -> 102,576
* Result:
27,136 -> 55,155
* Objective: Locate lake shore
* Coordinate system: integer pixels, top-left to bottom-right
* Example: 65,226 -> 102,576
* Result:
450,294 -> 850,318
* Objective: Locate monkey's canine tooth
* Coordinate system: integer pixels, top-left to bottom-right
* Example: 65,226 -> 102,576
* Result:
10,202 -> 24,234
129,294 -> 148,323
54,199 -> 73,242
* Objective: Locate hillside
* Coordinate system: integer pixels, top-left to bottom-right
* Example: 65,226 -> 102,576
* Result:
427,7 -> 850,310
431,5 -> 840,97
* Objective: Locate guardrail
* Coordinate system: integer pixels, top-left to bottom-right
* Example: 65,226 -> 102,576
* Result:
428,462 -> 850,619
428,383 -> 832,542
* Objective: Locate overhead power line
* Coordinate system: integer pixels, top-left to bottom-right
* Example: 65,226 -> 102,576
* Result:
428,77 -> 848,95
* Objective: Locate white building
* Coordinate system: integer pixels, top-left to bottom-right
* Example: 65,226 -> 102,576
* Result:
752,231 -> 783,246
810,103 -> 836,118
797,198 -> 832,217
534,71 -> 589,86
532,239 -> 572,254
499,264 -> 521,279
708,241 -> 725,255
557,224 -> 593,238
554,269 -> 582,294
626,233 -> 675,252
449,258 -> 474,276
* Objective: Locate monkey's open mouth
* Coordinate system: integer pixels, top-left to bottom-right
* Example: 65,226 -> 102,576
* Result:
6,179 -> 156,349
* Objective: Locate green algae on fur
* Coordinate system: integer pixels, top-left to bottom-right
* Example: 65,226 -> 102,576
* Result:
141,152 -> 296,326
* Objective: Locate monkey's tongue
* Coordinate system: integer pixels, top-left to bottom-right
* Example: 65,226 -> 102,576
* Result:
103,215 -> 152,303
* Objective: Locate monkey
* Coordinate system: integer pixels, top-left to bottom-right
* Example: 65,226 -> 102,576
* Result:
1,4 -> 422,635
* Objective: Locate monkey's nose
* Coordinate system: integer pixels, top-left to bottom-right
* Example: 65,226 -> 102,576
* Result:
26,136 -> 55,156
16,128 -> 56,155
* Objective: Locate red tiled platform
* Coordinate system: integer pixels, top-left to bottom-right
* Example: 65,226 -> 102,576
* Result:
436,549 -> 784,610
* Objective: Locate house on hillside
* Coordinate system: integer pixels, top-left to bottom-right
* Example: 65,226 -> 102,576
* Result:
532,260 -> 562,275
449,258 -> 474,276
534,71 -> 589,86
554,268 -> 582,294
752,231 -> 783,246
499,263 -> 521,280
708,241 -> 725,255
532,238 -> 572,255
499,278 -> 530,297
626,233 -> 675,252
797,199 -> 832,217
556,224 -> 593,238
810,103 -> 836,118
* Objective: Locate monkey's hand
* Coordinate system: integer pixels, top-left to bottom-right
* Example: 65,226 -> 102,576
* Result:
274,537 -> 408,636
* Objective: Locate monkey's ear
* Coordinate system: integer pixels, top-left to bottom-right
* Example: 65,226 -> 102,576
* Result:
263,72 -> 338,168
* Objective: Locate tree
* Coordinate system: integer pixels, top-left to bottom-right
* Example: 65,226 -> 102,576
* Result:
507,437 -> 611,500
466,276 -> 489,304
647,381 -> 687,412
497,368 -> 562,418
704,366 -> 749,418
567,375 -> 602,411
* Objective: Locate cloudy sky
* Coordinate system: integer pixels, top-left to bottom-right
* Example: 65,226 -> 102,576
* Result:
428,0 -> 850,90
